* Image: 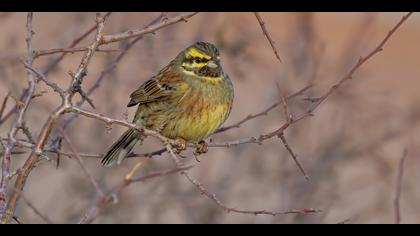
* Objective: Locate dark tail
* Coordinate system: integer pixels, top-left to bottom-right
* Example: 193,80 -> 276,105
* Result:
101,128 -> 143,167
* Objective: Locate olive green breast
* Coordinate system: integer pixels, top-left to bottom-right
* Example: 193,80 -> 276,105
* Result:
163,73 -> 233,141
137,73 -> 233,142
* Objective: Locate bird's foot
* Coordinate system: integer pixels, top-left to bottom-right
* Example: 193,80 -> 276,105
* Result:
194,140 -> 208,157
173,138 -> 187,154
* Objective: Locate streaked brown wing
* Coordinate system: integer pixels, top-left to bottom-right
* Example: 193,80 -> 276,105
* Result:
127,70 -> 183,107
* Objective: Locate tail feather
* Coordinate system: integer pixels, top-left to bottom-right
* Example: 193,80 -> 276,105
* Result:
101,128 -> 143,167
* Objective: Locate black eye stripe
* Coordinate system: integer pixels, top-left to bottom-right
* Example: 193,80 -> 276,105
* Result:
185,57 -> 210,64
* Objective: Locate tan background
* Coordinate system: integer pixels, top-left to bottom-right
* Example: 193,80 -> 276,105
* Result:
1,12 -> 420,223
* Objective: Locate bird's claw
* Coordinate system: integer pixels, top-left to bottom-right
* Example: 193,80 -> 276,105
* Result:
194,140 -> 208,156
173,138 -> 187,154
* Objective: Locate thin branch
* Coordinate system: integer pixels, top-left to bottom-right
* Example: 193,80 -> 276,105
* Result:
68,106 -> 177,146
276,82 -> 292,123
0,90 -> 28,126
18,190 -> 53,224
62,12 -> 167,129
254,12 -> 283,63
11,216 -> 23,224
216,84 -> 313,134
67,13 -> 108,100
210,112 -> 313,148
1,136 -> 167,160
213,12 -> 412,181
3,12 -> 201,223
129,165 -> 194,183
34,47 -> 119,58
279,134 -> 309,180
59,128 -> 105,198
0,92 -> 11,121
19,121 -> 35,144
1,13 -> 110,224
184,172 -> 320,216
21,61 -> 66,97
42,12 -> 112,75
79,162 -> 192,224
166,144 -> 320,217
394,149 -> 408,224
306,12 -> 413,112
276,82 -> 309,180
100,13 -> 199,45
0,13 -> 37,221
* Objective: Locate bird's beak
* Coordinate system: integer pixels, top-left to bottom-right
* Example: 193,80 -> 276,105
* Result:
207,61 -> 218,69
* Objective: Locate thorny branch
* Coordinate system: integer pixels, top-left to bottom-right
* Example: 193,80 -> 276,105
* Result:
42,12 -> 113,75
166,144 -> 320,216
59,128 -> 106,198
1,13 -> 111,223
0,92 -> 11,121
100,12 -> 198,45
79,161 -> 193,224
254,12 -> 283,63
0,91 -> 30,126
61,11 -> 171,131
0,12 -> 201,224
16,190 -> 53,224
0,13 -> 36,220
305,12 -> 413,112
34,47 -> 119,59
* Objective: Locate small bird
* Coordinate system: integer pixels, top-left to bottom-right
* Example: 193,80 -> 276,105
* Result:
101,42 -> 234,166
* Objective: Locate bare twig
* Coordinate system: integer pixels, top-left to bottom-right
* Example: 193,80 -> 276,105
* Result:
100,13 -> 198,45
1,136 -> 167,160
18,190 -> 53,224
67,13 -> 107,101
184,172 -> 319,216
34,47 -> 119,58
42,12 -> 112,75
79,162 -> 192,224
11,216 -> 22,224
394,149 -> 408,224
3,12 -> 201,223
210,112 -> 313,148
276,82 -> 309,180
18,121 -> 35,144
0,13 -> 36,221
166,144 -> 320,217
279,134 -> 309,180
1,13 -> 110,223
0,91 -> 29,126
0,92 -> 11,121
21,61 -> 66,97
306,12 -> 413,112
216,84 -> 313,134
59,128 -> 105,198
254,12 -> 283,63
62,12 -> 168,129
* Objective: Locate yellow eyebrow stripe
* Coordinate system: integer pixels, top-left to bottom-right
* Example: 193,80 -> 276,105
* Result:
187,48 -> 211,60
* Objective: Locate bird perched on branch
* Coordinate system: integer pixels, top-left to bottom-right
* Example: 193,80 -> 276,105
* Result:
101,41 -> 234,166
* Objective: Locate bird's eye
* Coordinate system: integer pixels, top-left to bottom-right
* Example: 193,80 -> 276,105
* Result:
194,58 -> 201,63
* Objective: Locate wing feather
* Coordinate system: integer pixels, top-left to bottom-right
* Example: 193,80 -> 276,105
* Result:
127,70 -> 183,107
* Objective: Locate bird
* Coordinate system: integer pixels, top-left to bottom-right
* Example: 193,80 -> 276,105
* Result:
101,41 -> 234,166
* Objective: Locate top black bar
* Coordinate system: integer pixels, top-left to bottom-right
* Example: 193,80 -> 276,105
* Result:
1,0 -> 419,12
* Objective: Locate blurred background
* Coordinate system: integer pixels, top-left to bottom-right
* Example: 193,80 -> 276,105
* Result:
1,12 -> 420,223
